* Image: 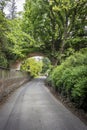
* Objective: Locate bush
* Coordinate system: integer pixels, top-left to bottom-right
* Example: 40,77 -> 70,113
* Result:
72,77 -> 87,110
47,49 -> 87,110
51,65 -> 64,91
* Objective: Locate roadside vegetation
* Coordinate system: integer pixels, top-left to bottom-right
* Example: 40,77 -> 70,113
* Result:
47,48 -> 87,111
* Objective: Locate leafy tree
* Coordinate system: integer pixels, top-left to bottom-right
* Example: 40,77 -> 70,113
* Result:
5,17 -> 35,65
49,0 -> 87,61
23,0 -> 87,64
0,10 -> 8,67
0,3 -> 34,68
22,0 -> 53,57
0,0 -> 87,68
21,57 -> 43,77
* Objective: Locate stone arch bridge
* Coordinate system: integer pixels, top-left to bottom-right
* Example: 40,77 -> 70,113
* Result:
10,52 -> 51,70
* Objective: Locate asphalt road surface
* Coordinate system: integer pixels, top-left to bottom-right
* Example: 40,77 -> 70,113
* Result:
0,77 -> 87,130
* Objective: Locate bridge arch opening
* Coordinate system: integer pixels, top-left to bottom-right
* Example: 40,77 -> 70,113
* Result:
20,54 -> 51,77
11,52 -> 51,77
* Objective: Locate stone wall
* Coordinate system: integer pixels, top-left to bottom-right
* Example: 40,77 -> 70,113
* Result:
0,67 -> 30,100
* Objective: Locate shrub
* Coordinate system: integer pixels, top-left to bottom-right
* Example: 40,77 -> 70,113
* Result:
51,65 -> 64,91
72,77 -> 87,110
47,49 -> 87,110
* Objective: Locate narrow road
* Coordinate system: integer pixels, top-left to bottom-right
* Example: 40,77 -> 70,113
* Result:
0,78 -> 87,130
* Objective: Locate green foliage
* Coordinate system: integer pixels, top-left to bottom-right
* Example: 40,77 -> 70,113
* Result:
41,57 -> 51,74
21,57 -> 42,77
7,19 -> 28,59
65,38 -> 87,51
47,49 -> 87,110
1,0 -> 87,68
22,0 -> 51,54
22,0 -> 87,64
72,77 -> 87,108
0,11 -> 9,67
4,18 -> 35,66
0,52 -> 8,67
0,8 -> 34,68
